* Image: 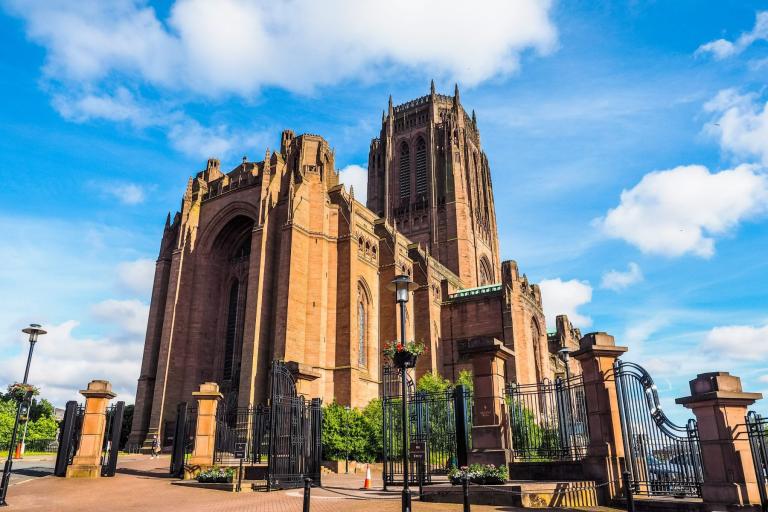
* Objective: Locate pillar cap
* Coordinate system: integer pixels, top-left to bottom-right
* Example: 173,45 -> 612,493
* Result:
285,361 -> 321,381
572,332 -> 627,360
458,337 -> 514,361
676,372 -> 762,406
79,379 -> 117,399
192,381 -> 223,400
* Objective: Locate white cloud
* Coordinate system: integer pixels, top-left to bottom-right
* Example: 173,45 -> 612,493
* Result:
696,11 -> 768,60
597,164 -> 768,258
117,258 -> 155,297
90,299 -> 149,337
538,278 -> 592,328
601,262 -> 643,291
702,323 -> 768,360
704,89 -> 768,165
5,0 -> 556,96
110,183 -> 146,205
0,320 -> 142,406
53,88 -> 273,160
338,164 -> 368,204
52,87 -> 156,127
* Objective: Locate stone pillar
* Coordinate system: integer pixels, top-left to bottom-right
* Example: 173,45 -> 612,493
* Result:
185,382 -> 222,477
676,372 -> 763,509
66,380 -> 116,478
459,337 -> 514,466
572,332 -> 627,502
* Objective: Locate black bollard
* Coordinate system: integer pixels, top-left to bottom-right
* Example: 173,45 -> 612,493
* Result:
237,459 -> 243,492
303,477 -> 312,512
463,474 -> 470,512
418,460 -> 424,501
622,471 -> 635,512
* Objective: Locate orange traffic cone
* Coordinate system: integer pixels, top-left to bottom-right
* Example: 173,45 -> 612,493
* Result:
363,464 -> 372,490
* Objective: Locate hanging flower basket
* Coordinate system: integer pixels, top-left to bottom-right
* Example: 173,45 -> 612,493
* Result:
393,351 -> 418,369
383,340 -> 426,369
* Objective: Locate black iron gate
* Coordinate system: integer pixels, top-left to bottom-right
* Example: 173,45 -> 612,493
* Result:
505,375 -> 589,461
615,360 -> 704,498
170,402 -> 197,478
266,361 -> 322,489
746,411 -> 768,511
101,401 -> 125,477
208,360 -> 322,489
54,401 -> 84,477
381,366 -> 471,486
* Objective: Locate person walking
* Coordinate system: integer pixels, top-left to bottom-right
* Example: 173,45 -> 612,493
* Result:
151,435 -> 160,459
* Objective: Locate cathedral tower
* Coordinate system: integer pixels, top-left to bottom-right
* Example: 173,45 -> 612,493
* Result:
367,82 -> 501,287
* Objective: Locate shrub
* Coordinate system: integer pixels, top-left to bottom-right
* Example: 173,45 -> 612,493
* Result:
416,373 -> 452,393
322,401 -> 382,463
508,402 -> 542,455
197,466 -> 235,483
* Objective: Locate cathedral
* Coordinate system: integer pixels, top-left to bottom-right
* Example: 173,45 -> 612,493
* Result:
128,84 -> 582,449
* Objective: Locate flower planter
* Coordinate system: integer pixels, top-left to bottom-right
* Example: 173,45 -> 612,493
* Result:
393,351 -> 418,369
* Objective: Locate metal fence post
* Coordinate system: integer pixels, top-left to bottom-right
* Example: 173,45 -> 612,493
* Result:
623,470 -> 635,512
454,385 -> 469,468
463,474 -> 471,512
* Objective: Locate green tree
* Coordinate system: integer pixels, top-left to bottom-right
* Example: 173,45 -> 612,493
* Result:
455,370 -> 474,392
26,415 -> 57,441
0,399 -> 17,447
29,398 -> 54,422
416,372 -> 452,393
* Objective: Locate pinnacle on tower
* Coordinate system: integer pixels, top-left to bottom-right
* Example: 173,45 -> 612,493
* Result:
388,94 -> 394,114
430,79 -> 436,96
472,109 -> 477,126
454,83 -> 460,103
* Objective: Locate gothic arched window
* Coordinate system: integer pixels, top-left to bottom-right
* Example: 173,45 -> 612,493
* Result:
399,142 -> 411,199
415,137 -> 427,195
479,256 -> 493,286
357,282 -> 370,367
223,280 -> 240,381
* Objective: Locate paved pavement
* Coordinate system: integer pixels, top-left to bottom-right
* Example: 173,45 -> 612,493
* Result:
0,454 -> 547,511
4,455 -> 55,485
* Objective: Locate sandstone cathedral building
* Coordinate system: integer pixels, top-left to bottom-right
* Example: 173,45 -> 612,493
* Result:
128,83 -> 583,448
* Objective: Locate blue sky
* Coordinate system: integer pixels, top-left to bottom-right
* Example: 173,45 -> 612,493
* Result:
0,1 -> 767,420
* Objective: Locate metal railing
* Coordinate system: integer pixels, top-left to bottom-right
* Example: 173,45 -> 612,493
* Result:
213,405 -> 270,465
746,411 -> 768,510
505,376 -> 589,461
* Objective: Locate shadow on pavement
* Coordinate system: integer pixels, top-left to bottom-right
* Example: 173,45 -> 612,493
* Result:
13,467 -> 53,478
115,467 -> 174,479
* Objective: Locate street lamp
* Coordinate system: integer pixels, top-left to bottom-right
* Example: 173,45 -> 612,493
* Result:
0,323 -> 46,507
344,405 -> 351,474
388,274 -> 417,512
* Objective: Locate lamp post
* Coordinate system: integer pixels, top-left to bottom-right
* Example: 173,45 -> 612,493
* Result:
389,274 -> 417,512
344,405 -> 351,474
0,323 -> 46,507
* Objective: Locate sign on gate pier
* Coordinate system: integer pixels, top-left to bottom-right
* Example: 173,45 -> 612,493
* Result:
234,442 -> 246,460
410,441 -> 426,461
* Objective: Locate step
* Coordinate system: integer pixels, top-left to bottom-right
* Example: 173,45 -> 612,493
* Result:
421,480 -> 599,508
